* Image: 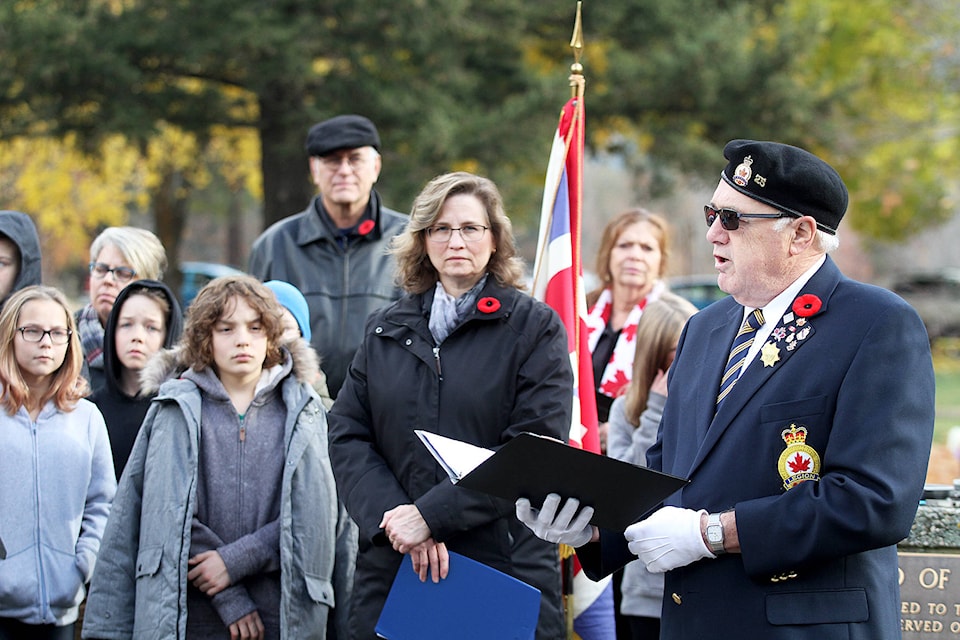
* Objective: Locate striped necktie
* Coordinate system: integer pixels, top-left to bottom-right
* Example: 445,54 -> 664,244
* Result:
716,309 -> 765,406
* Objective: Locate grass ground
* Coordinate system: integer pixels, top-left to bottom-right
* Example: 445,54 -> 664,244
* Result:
933,339 -> 960,443
926,338 -> 960,483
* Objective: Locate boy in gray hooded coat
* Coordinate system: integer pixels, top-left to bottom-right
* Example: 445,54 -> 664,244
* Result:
82,275 -> 354,640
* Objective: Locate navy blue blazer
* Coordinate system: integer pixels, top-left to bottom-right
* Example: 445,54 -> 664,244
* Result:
579,257 -> 935,639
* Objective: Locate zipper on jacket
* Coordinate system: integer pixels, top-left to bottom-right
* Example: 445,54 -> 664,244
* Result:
30,419 -> 50,620
238,413 -> 246,442
432,345 -> 443,379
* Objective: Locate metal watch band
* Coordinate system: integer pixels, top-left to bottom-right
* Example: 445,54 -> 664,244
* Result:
707,512 -> 726,555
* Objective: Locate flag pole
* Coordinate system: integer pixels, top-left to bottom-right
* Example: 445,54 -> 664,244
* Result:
563,11 -> 585,640
569,1 -> 584,98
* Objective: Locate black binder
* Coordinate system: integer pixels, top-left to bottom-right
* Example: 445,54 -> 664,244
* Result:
417,430 -> 689,531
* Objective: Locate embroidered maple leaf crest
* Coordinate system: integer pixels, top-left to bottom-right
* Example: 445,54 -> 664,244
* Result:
788,453 -> 811,474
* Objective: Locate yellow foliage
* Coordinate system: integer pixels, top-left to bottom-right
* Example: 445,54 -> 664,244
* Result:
144,122 -> 210,192
0,134 -> 139,273
208,125 -> 263,198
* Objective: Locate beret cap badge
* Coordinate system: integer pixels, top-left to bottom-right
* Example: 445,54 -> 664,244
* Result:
733,155 -> 753,187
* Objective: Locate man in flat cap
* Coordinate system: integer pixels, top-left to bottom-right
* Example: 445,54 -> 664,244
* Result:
517,140 -> 935,639
249,114 -> 406,398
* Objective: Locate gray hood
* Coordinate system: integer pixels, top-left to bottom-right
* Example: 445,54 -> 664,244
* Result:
0,210 -> 42,305
139,336 -> 321,396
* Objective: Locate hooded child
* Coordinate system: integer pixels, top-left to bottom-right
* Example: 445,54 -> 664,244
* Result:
90,279 -> 184,479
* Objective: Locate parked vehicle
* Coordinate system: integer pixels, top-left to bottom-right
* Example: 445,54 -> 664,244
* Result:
891,268 -> 960,340
179,261 -> 246,307
667,274 -> 728,310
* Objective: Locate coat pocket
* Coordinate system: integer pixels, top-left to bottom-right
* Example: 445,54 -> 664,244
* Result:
0,546 -> 38,610
767,588 -> 868,625
304,573 -> 335,607
135,546 -> 163,579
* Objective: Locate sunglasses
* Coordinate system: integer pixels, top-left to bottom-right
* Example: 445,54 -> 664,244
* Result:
704,205 -> 793,231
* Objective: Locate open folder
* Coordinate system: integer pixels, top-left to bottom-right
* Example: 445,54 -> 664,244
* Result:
416,430 -> 689,531
376,551 -> 541,640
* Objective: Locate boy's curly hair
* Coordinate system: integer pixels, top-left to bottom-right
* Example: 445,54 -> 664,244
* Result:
180,275 -> 285,372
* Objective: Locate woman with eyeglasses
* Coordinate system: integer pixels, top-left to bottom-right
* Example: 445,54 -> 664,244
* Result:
0,286 -> 116,640
328,172 -> 572,640
76,227 -> 167,394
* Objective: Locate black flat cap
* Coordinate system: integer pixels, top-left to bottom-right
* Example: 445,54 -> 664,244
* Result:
721,139 -> 848,235
305,114 -> 381,157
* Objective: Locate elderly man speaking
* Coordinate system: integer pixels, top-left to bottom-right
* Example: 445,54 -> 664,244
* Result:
517,139 -> 935,640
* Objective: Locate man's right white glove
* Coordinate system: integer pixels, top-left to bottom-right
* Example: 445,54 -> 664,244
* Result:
624,506 -> 712,573
515,493 -> 595,547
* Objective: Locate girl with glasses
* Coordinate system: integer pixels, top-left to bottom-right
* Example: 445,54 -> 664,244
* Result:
0,286 -> 116,640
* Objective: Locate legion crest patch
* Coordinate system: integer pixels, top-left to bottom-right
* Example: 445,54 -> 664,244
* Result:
778,424 -> 821,490
733,155 -> 753,187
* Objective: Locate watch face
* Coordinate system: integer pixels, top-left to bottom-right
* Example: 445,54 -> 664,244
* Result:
708,526 -> 723,543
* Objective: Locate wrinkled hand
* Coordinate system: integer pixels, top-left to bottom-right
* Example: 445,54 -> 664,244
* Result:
515,493 -> 595,547
624,506 -> 712,573
410,538 -> 450,583
381,504 -> 431,554
188,550 -> 231,596
228,610 -> 264,640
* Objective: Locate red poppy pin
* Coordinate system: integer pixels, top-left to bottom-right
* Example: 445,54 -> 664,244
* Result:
792,294 -> 822,318
357,220 -> 375,236
477,297 -> 501,313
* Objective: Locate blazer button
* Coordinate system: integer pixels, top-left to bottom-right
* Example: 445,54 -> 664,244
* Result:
672,593 -> 682,605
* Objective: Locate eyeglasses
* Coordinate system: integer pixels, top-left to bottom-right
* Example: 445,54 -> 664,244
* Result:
17,326 -> 72,344
319,152 -> 369,171
89,262 -> 137,283
704,205 -> 793,231
425,224 -> 490,243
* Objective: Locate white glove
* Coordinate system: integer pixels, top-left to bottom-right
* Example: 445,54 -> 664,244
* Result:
515,493 -> 595,547
624,506 -> 713,573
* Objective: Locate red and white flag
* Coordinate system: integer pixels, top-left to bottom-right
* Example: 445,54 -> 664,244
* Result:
532,92 -> 612,636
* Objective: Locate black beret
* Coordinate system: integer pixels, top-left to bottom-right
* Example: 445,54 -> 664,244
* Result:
305,114 -> 381,157
721,139 -> 848,235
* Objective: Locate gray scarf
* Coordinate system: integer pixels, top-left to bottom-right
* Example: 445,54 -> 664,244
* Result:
428,276 -> 488,344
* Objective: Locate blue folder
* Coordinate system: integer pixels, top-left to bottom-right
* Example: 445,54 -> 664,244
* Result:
375,551 -> 541,640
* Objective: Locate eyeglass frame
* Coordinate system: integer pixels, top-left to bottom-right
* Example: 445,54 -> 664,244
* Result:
17,326 -> 73,344
89,262 -> 137,283
704,204 -> 796,231
424,224 -> 490,243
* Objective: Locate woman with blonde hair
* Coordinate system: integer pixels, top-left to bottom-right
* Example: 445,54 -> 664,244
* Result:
0,286 -> 116,639
586,208 -> 671,433
607,292 -> 697,639
328,172 -> 571,640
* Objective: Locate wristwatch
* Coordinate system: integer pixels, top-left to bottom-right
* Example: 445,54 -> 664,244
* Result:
706,512 -> 726,555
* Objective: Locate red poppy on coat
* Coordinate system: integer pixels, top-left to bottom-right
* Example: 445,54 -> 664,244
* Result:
792,294 -> 822,317
477,297 -> 501,313
358,220 -> 375,236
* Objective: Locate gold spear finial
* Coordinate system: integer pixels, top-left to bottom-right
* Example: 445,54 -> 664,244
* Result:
569,2 -> 585,97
